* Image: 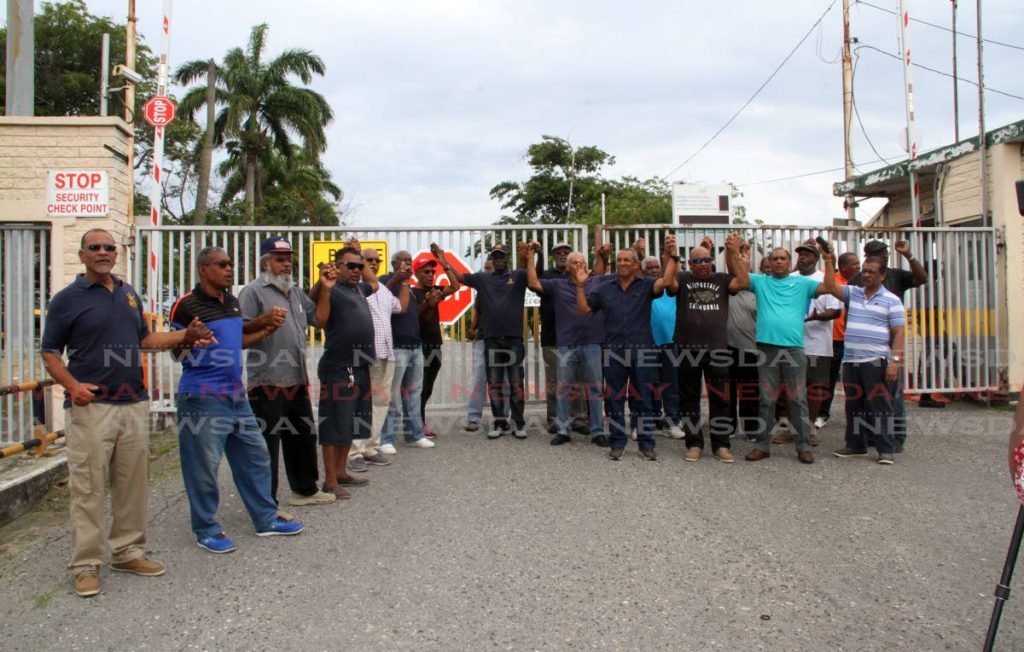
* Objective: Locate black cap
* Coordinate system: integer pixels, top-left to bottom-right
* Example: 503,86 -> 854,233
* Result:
795,244 -> 820,259
260,236 -> 292,257
864,240 -> 889,254
488,243 -> 510,256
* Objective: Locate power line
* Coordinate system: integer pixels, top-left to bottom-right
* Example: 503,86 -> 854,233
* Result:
662,0 -> 841,180
856,43 -> 1024,102
737,155 -> 900,187
854,0 -> 1024,53
850,51 -> 893,169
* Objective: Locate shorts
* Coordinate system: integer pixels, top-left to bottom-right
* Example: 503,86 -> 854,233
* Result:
317,366 -> 372,446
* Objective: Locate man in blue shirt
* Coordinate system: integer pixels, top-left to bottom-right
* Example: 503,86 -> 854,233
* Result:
744,243 -> 836,464
577,235 -> 679,461
171,246 -> 305,554
643,255 -> 683,439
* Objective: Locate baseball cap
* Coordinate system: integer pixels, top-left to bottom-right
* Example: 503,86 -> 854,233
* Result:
863,240 -> 889,254
795,244 -> 820,259
488,243 -> 510,256
260,236 -> 293,257
412,252 -> 440,272
550,242 -> 572,254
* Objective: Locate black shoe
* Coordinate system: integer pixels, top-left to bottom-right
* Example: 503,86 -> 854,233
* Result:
572,422 -> 590,435
547,423 -> 558,434
591,435 -> 610,447
608,447 -> 625,461
894,442 -> 905,453
550,434 -> 571,446
639,448 -> 657,461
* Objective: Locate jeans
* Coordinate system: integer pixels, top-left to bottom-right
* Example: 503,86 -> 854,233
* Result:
382,347 -> 426,445
677,348 -> 731,451
485,337 -> 526,431
543,346 -> 558,428
421,345 -> 442,423
842,360 -> 897,455
653,344 -> 681,425
752,344 -> 811,453
176,393 -> 277,539
894,374 -> 907,447
556,344 -> 604,437
605,347 -> 656,450
467,340 -> 487,423
819,340 -> 845,419
726,347 -> 760,437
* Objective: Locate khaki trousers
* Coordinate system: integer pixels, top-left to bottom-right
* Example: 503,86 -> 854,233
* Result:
65,401 -> 150,570
351,358 -> 395,459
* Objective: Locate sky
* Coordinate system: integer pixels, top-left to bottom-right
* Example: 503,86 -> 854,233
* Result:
5,0 -> 1024,227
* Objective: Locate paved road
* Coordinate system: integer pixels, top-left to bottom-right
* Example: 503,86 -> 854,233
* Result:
1,401 -> 1022,650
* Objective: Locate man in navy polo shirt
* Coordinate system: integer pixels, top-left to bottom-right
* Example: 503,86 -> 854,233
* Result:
451,243 -> 531,439
526,246 -> 609,447
576,235 -> 679,461
170,246 -> 305,554
42,228 -> 215,597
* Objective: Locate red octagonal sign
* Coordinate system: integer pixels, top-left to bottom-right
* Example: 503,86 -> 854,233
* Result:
410,250 -> 474,325
143,96 -> 176,127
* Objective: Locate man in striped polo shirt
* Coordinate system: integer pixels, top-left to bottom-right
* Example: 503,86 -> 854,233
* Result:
827,258 -> 906,465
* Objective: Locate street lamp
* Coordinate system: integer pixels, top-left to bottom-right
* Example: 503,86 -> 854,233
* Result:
542,134 -> 575,219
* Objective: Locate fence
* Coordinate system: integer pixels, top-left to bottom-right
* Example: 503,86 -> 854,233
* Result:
596,223 -> 1002,395
131,224 -> 589,414
1,224 -> 50,447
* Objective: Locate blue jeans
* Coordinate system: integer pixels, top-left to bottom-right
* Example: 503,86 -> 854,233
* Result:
753,344 -> 811,453
604,347 -> 657,450
556,344 -> 604,437
176,393 -> 277,539
467,340 -> 487,423
383,347 -> 426,444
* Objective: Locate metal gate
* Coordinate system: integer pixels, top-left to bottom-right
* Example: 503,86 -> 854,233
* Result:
596,223 -> 1002,395
132,224 -> 590,414
1,224 -> 50,446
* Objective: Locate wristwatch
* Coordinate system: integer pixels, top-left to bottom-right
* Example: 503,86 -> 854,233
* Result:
891,356 -> 903,363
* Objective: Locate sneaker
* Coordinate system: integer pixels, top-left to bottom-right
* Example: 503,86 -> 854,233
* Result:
348,457 -> 369,473
464,421 -> 480,432
111,556 -> 166,577
408,437 -> 435,448
878,454 -> 896,465
423,426 -> 438,439
814,416 -> 828,429
668,424 -> 686,440
714,448 -> 735,464
684,447 -> 702,462
608,447 -> 625,461
288,490 -> 336,506
197,533 -> 237,554
256,517 -> 305,537
833,448 -> 869,458
591,435 -> 610,447
487,429 -> 504,440
744,434 -> 758,443
363,453 -> 393,466
513,429 -> 528,440
809,431 -> 820,447
73,566 -> 100,597
550,434 -> 571,446
772,432 -> 795,445
380,444 -> 398,455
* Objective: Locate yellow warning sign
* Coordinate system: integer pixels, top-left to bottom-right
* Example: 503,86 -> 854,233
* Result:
309,240 -> 390,282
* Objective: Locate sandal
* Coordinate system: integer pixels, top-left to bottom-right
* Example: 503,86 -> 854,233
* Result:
323,485 -> 351,499
336,475 -> 369,487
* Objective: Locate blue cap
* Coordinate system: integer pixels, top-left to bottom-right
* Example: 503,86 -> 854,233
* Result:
260,236 -> 293,257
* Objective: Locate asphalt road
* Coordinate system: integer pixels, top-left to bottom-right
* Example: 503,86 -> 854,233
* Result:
1,401 -> 1022,650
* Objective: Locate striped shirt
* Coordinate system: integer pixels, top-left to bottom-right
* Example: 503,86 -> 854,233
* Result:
841,284 -> 905,363
366,282 -> 402,360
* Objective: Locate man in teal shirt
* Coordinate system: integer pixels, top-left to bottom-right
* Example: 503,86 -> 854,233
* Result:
744,244 -> 836,464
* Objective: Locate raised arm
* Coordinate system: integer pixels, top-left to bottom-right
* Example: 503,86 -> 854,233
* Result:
574,266 -> 593,315
725,232 -> 749,292
653,234 -> 679,293
592,242 -> 611,276
525,240 -> 543,292
895,240 -> 928,287
430,243 -> 461,296
815,243 -> 843,300
315,264 -> 337,328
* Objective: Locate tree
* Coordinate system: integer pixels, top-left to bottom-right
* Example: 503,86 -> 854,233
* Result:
174,23 -> 333,224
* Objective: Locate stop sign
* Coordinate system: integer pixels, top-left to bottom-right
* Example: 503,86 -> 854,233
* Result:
410,250 -> 474,325
143,96 -> 176,127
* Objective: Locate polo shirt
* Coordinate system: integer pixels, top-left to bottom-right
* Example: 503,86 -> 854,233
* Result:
380,274 -> 421,348
842,285 -> 906,363
238,279 -> 318,387
650,292 -> 676,346
169,285 -> 245,395
538,268 -> 564,347
747,273 -> 820,347
848,267 -> 922,302
537,274 -> 606,347
41,274 -> 149,405
671,271 -> 733,350
321,282 -> 376,367
461,269 -> 528,340
586,274 -> 661,347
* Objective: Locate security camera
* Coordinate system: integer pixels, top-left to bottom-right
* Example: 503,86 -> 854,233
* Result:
112,64 -> 144,85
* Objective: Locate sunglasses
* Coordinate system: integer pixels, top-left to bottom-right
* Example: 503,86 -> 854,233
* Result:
344,262 -> 365,270
86,244 -> 117,252
690,257 -> 713,265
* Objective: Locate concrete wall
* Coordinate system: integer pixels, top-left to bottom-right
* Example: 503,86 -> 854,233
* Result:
991,144 -> 1024,391
0,116 -> 134,287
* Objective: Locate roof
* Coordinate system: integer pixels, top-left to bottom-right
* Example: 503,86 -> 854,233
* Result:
833,117 -> 1024,197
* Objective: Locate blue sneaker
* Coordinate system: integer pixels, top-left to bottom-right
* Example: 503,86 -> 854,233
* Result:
197,533 -> 237,554
256,517 -> 305,537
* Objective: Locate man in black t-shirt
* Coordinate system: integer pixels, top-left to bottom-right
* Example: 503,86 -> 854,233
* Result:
411,246 -> 460,438
669,233 -> 749,463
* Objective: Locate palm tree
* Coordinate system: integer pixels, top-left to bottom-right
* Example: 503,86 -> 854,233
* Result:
174,23 -> 333,223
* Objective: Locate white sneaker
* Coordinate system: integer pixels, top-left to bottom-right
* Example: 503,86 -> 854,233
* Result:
814,416 -> 827,429
288,491 -> 336,506
630,428 -> 638,441
380,444 -> 398,455
409,437 -> 435,448
668,424 -> 686,439
513,429 -> 527,439
487,429 -> 504,439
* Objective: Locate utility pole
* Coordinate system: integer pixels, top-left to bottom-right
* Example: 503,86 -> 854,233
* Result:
5,0 -> 34,116
125,0 -> 138,230
951,0 -> 960,142
842,0 -> 856,221
976,0 -> 988,225
896,0 -> 921,227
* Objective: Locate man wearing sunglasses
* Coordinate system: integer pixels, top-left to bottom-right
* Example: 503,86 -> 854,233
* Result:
42,229 -> 216,596
669,233 -> 749,463
412,245 -> 461,439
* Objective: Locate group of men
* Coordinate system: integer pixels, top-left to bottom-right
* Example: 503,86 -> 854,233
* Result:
41,227 -> 923,598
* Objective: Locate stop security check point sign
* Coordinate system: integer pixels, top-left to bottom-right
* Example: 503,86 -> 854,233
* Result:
46,170 -> 110,217
410,250 -> 474,325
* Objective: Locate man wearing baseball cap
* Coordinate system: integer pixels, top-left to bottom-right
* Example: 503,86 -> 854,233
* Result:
411,245 -> 461,438
240,237 -> 336,511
